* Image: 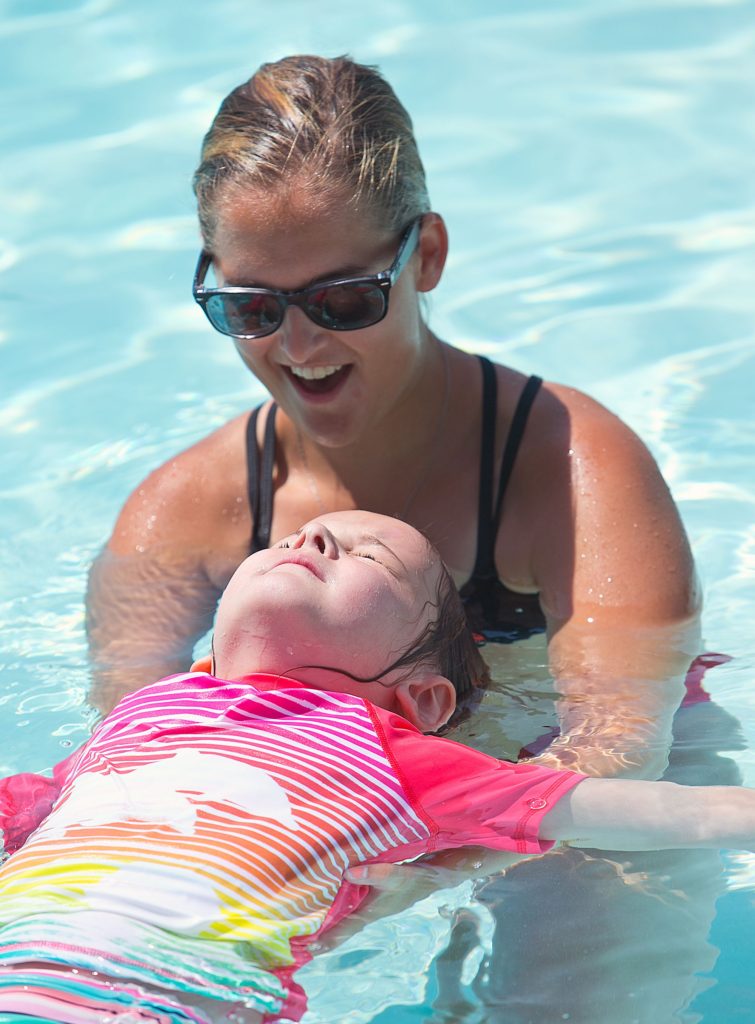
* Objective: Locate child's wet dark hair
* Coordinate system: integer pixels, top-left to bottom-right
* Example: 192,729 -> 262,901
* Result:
390,562 -> 490,704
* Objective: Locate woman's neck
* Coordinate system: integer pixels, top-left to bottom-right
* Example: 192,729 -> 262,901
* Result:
283,335 -> 456,519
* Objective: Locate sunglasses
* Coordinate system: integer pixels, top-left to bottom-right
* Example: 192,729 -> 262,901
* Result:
192,217 -> 422,340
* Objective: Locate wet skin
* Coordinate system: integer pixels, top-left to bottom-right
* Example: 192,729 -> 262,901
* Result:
88,194 -> 700,782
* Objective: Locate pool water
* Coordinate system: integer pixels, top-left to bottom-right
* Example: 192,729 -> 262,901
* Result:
1,0 -> 754,1021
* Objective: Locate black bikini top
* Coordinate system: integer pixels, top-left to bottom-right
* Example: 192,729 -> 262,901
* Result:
459,358 -> 545,642
245,356 -> 545,643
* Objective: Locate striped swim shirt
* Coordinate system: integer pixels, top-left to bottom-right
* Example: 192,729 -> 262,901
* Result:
0,672 -> 584,1020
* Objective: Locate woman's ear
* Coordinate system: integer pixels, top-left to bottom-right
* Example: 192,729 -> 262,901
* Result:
190,654 -> 213,674
414,213 -> 448,293
393,674 -> 456,733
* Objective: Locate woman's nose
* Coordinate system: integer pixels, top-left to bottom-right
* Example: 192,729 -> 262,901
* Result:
277,305 -> 325,363
293,521 -> 339,557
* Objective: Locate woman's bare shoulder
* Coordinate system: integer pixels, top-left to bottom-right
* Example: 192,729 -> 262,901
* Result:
499,373 -> 658,470
107,411 -> 254,555
515,377 -> 695,615
535,379 -> 671,486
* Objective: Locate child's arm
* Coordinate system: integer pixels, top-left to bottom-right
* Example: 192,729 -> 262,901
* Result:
541,777 -> 755,851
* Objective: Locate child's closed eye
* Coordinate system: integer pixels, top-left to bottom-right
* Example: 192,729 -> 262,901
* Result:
351,550 -> 382,564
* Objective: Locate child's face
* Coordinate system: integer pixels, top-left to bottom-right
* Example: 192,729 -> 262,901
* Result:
212,511 -> 445,708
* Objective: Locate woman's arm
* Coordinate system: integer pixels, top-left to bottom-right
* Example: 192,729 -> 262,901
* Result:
85,418 -> 248,714
510,382 -> 701,780
86,542 -> 221,715
541,777 -> 755,852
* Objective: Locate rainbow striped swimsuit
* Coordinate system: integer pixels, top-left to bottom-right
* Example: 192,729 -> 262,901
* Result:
0,672 -> 583,1020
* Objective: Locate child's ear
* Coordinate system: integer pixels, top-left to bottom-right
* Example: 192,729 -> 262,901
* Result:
190,654 -> 213,674
393,674 -> 456,733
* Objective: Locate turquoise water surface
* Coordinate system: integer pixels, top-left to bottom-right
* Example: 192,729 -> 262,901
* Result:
1,1 -> 754,1021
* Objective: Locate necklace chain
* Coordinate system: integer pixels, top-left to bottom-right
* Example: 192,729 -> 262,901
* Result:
295,344 -> 450,523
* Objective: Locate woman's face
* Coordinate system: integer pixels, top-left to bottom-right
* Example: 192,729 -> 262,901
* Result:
208,189 -> 439,447
212,510 -> 443,706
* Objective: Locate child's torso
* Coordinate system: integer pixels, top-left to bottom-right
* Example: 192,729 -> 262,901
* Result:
0,674 -> 433,1016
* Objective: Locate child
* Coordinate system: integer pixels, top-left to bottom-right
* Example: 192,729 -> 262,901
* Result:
0,510 -> 752,1024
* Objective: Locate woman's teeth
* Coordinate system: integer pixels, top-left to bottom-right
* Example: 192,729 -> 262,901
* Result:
290,365 -> 343,380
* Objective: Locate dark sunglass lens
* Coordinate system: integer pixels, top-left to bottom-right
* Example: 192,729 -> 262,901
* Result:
307,284 -> 386,330
206,293 -> 283,338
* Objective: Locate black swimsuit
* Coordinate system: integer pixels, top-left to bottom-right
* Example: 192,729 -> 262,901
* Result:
245,356 -> 545,643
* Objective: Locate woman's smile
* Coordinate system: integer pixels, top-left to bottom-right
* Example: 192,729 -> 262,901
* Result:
284,363 -> 353,399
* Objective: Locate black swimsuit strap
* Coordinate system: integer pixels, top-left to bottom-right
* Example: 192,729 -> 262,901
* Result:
493,373 -> 542,528
246,402 -> 278,553
470,357 -> 498,579
470,358 -> 542,580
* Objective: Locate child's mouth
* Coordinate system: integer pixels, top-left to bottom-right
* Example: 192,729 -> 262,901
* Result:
287,364 -> 351,396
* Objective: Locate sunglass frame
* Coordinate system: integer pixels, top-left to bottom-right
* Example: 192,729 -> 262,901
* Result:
192,217 -> 423,340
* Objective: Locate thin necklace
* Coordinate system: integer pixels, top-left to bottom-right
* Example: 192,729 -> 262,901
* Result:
296,343 -> 450,522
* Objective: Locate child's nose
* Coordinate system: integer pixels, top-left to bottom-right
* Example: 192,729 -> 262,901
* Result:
293,521 -> 338,557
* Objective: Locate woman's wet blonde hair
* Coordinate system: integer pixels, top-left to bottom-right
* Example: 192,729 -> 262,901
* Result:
193,54 -> 430,248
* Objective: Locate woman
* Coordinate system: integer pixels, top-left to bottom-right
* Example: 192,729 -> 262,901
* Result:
86,54 -> 699,781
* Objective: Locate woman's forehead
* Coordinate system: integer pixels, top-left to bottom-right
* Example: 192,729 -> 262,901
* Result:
211,187 -> 392,275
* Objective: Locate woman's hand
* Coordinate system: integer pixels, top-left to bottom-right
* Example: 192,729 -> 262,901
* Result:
314,848 -> 528,953
346,847 -> 528,892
